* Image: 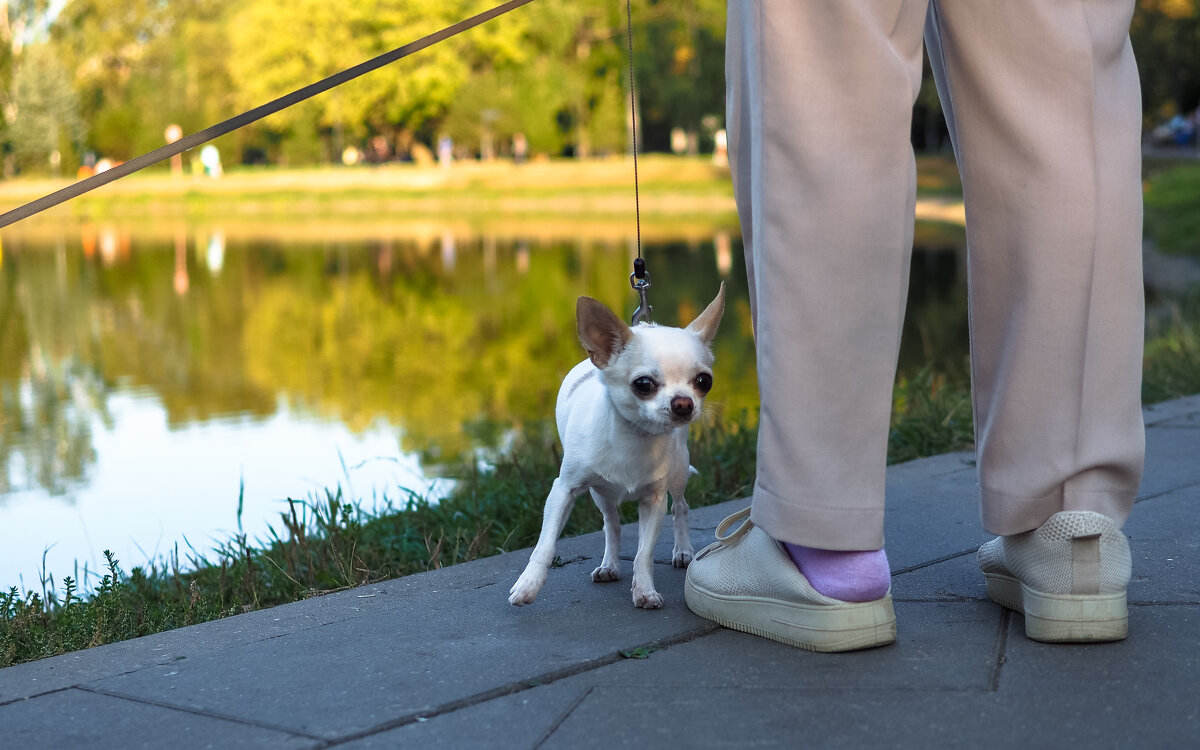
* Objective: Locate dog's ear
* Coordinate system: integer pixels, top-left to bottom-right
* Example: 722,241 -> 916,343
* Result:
577,296 -> 633,369
686,281 -> 726,346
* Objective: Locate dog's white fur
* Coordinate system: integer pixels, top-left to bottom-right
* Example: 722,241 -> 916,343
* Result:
509,283 -> 725,609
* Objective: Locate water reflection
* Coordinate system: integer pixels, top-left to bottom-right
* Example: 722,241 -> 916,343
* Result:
0,218 -> 969,589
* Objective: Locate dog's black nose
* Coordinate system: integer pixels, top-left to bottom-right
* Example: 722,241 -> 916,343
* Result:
671,396 -> 694,418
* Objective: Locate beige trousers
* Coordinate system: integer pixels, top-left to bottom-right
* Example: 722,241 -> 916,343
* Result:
729,0 -> 1146,550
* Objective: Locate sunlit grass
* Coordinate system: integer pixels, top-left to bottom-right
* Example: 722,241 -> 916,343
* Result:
1145,163 -> 1200,259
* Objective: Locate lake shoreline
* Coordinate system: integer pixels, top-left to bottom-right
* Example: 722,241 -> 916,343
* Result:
0,154 -> 967,230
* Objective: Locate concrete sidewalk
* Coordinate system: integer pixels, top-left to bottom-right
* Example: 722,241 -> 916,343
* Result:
2,395 -> 1198,749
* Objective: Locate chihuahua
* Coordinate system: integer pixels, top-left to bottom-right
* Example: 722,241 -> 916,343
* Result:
509,283 -> 725,609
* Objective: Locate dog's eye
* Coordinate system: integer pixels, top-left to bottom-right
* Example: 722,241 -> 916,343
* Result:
631,376 -> 658,396
694,373 -> 713,394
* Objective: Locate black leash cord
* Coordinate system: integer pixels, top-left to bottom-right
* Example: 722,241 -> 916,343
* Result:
625,0 -> 651,324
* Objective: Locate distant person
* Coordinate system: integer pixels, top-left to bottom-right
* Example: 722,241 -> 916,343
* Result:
512,132 -> 528,165
199,145 -> 223,178
685,0 -> 1144,651
712,129 -> 728,167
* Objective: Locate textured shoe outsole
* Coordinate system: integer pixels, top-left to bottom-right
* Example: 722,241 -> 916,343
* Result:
984,572 -> 1128,642
684,576 -> 897,653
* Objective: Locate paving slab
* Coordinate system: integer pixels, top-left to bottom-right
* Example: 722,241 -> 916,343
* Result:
364,600 -> 1001,749
0,587 -> 404,703
82,560 -> 711,741
0,688 -> 318,750
1125,484 -> 1200,603
995,604 -> 1200,746
1138,419 -> 1200,499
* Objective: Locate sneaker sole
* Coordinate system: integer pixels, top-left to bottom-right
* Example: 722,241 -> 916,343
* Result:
983,573 -> 1128,643
684,576 -> 896,653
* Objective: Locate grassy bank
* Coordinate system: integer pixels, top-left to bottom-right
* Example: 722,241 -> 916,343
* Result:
0,154 -> 964,226
0,156 -> 738,224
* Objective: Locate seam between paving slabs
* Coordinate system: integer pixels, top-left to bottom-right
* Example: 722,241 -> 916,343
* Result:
64,685 -> 329,742
0,654 -> 206,707
988,610 -> 1012,692
890,547 -> 980,577
533,685 -> 595,750
0,615 -> 367,707
1134,478 -> 1200,505
321,623 -> 719,747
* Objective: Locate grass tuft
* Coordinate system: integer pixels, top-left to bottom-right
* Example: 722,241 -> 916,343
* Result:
1144,294 -> 1200,403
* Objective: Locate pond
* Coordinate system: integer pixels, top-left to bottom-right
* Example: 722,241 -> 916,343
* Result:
0,216 -> 971,591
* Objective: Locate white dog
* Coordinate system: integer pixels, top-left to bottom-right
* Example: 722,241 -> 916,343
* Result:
509,283 -> 725,609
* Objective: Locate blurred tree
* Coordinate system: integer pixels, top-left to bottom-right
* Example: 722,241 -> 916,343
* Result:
24,0 -> 1200,167
632,0 -> 726,154
0,0 -> 50,174
227,0 -> 500,163
7,43 -> 82,174
50,0 -> 236,162
1132,0 -> 1200,121
441,0 -> 627,158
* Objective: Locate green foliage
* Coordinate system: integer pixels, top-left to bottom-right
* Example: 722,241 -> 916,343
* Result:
7,45 -> 83,174
0,0 -> 1194,172
439,0 -> 629,158
1144,164 -> 1200,258
889,366 -> 975,465
631,0 -> 727,151
1131,1 -> 1200,120
1144,293 -> 1200,403
50,0 -> 235,160
19,0 -> 738,167
228,1 -> 472,139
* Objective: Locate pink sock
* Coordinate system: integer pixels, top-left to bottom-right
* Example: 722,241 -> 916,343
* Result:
784,543 -> 891,603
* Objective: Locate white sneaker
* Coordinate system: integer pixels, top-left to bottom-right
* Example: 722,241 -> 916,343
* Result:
684,507 -> 896,652
977,510 -> 1131,642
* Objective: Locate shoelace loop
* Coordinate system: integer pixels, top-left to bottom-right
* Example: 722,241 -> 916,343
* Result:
715,506 -> 754,545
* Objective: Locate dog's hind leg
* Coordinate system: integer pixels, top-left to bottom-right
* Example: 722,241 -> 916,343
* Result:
509,478 -> 579,606
668,469 -> 694,568
590,489 -> 622,583
631,490 -> 668,609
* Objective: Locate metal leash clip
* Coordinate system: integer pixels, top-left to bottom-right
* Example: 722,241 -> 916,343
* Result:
630,257 -> 652,325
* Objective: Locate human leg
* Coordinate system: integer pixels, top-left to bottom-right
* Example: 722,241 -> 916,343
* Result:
729,0 -> 930,551
925,0 -> 1144,534
925,0 -> 1144,641
686,0 -> 931,650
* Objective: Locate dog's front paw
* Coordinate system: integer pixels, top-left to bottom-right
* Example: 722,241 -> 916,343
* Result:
672,546 -> 694,568
509,571 -> 545,606
591,564 -> 620,583
632,586 -> 663,609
